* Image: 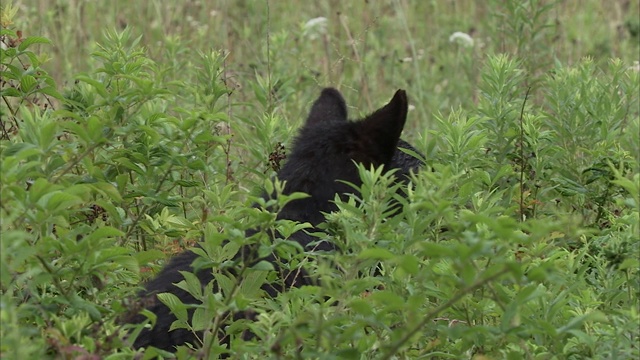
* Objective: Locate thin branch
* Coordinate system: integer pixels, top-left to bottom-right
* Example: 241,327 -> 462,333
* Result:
338,13 -> 371,109
519,86 -> 531,222
51,141 -> 103,183
265,0 -> 272,109
380,266 -> 511,359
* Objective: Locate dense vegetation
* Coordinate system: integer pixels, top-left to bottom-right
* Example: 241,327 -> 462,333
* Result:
1,1 -> 638,359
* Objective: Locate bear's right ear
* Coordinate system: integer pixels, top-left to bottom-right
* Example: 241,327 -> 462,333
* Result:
306,88 -> 348,126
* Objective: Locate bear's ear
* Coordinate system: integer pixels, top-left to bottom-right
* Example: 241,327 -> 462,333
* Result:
356,89 -> 408,163
306,88 -> 348,126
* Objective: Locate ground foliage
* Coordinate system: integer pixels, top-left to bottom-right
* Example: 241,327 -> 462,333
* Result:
1,1 -> 639,359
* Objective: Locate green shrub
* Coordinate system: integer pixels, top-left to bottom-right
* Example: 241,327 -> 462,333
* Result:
1,2 -> 638,359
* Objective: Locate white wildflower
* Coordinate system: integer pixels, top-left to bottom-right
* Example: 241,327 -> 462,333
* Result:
303,17 -> 328,40
449,31 -> 474,48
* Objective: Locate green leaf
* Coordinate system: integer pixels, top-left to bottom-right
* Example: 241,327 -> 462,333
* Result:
618,258 -> 640,271
336,349 -> 360,359
109,254 -> 140,279
515,283 -> 544,303
0,87 -> 20,97
24,52 -> 41,68
83,226 -> 124,243
2,143 -> 38,157
19,75 -> 37,94
251,260 -> 275,271
239,270 -> 268,298
556,312 -> 601,335
37,191 -> 83,211
214,273 -> 234,297
501,299 -> 520,331
38,85 -> 62,100
113,157 -> 145,174
157,292 -> 188,323
151,195 -> 179,207
176,180 -> 201,187
0,29 -> 17,37
134,249 -> 166,265
1,47 -> 17,58
348,299 -> 374,316
75,75 -> 108,98
369,290 -> 404,311
86,115 -> 105,142
191,307 -> 209,332
70,295 -> 102,321
398,254 -> 419,274
176,271 -> 204,300
87,182 -> 123,202
358,247 -> 394,261
187,158 -> 206,170
17,36 -> 52,51
419,242 -> 457,258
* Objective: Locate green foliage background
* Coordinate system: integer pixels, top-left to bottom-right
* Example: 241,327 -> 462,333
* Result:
1,0 -> 638,359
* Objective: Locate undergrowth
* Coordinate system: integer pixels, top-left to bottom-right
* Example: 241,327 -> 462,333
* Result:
1,1 -> 639,359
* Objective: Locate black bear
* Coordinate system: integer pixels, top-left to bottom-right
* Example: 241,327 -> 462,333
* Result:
128,88 -> 422,354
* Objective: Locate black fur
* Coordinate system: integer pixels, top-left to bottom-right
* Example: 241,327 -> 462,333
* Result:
127,88 -> 423,353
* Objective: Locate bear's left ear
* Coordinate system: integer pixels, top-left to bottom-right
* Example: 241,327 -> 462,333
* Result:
356,89 -> 408,164
306,88 -> 348,126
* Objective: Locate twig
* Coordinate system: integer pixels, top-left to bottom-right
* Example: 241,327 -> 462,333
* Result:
380,266 -> 511,359
265,0 -> 272,109
338,13 -> 371,109
519,87 -> 531,222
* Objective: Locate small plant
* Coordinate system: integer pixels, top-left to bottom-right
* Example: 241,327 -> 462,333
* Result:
0,2 -> 61,139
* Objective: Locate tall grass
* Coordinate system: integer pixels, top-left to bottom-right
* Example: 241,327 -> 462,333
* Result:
15,0 -> 640,129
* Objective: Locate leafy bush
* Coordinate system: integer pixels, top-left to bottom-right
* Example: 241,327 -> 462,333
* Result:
1,2 -> 638,360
